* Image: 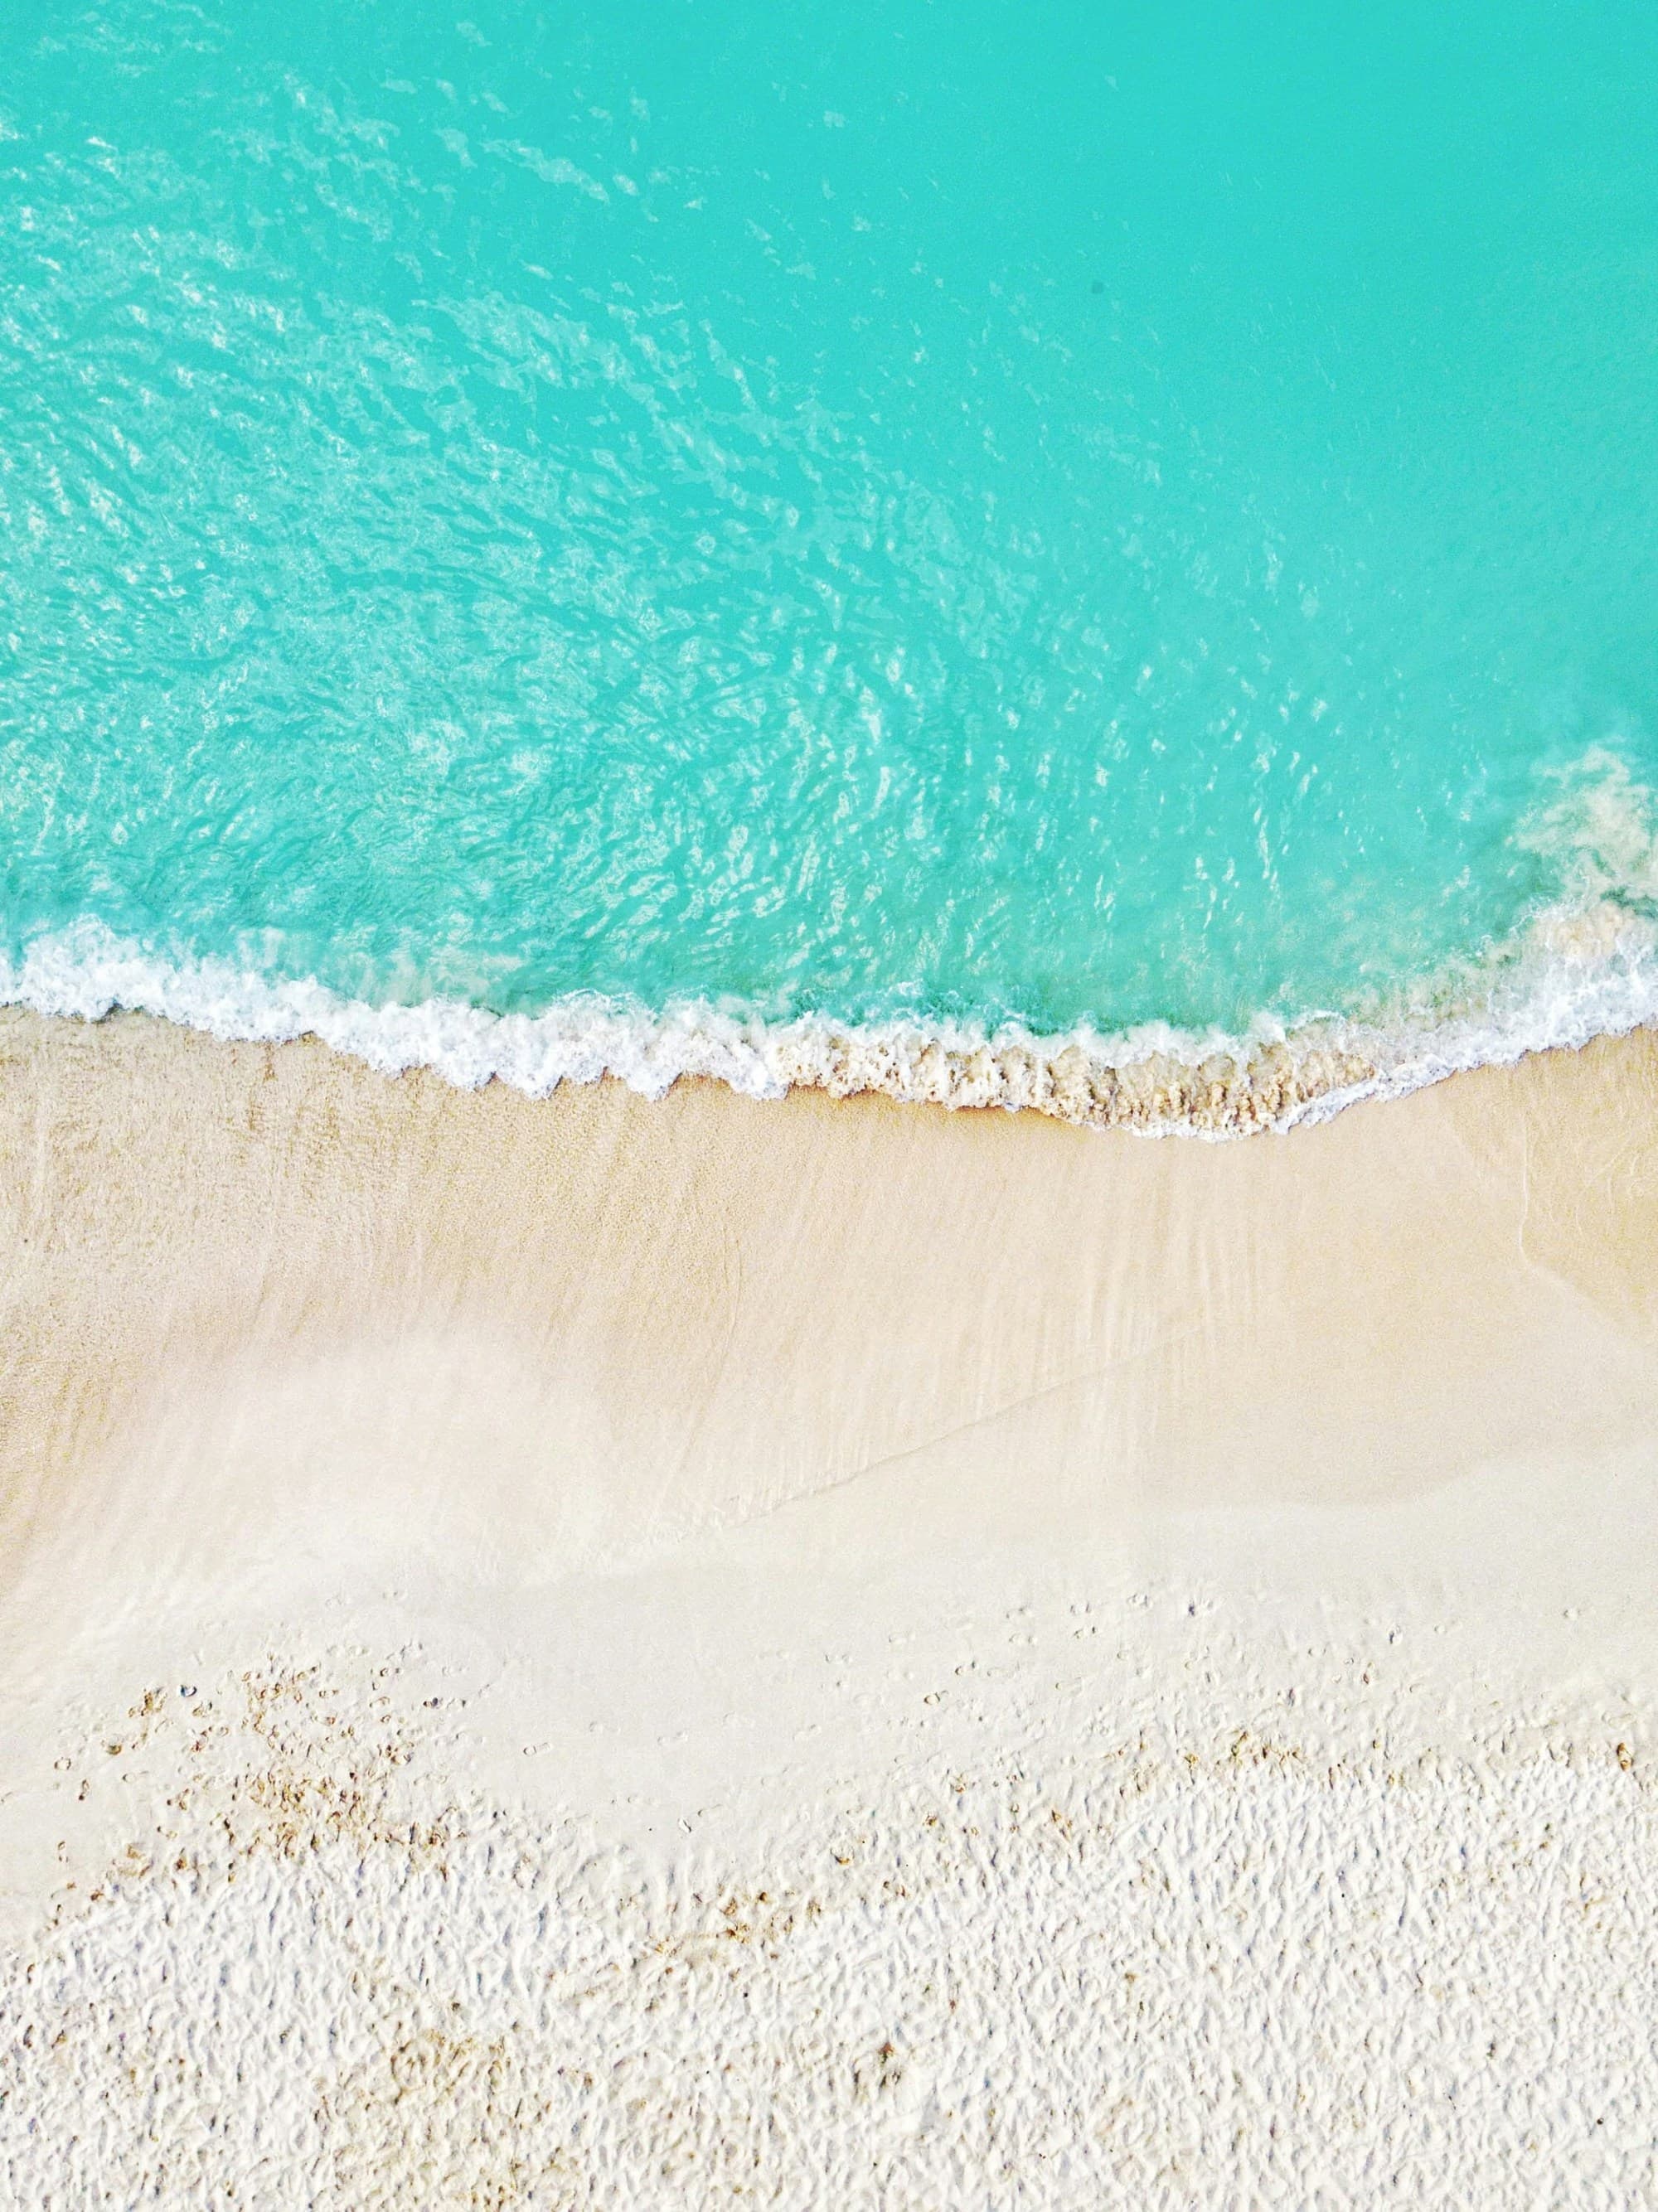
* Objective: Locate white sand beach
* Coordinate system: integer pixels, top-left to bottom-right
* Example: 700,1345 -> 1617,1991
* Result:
4,1008 -> 1658,2204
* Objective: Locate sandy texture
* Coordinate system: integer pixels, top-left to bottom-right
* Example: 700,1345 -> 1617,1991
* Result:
3,1009 -> 1658,2204
7,1654 -> 1658,2209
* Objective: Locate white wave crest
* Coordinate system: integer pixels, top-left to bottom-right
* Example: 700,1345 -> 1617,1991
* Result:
5,749 -> 1658,1138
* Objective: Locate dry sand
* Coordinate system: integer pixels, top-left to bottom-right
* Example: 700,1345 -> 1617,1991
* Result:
3,1007 -> 1658,2205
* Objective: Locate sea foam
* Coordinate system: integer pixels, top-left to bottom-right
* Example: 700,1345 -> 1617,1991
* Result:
2,903 -> 1654,1139
5,749 -> 1655,1138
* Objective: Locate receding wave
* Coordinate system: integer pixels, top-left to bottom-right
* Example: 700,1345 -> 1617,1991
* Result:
5,748 -> 1657,1140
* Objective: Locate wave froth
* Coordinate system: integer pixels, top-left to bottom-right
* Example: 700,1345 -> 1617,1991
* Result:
5,751 -> 1657,1139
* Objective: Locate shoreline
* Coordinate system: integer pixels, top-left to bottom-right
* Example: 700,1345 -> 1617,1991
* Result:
7,879 -> 1658,1137
5,1005 -> 1658,2198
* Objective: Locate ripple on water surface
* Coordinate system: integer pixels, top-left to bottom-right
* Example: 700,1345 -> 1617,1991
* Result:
3,2 -> 1658,1124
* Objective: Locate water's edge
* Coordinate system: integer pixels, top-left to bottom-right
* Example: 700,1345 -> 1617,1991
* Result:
6,898 -> 1656,1139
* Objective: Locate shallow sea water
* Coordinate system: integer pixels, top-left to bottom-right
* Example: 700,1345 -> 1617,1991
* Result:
3,2 -> 1658,1118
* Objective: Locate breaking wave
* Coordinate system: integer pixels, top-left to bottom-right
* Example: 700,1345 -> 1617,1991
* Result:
5,748 -> 1657,1140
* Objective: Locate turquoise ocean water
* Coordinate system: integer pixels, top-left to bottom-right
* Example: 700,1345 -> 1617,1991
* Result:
4,2 -> 1658,1125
